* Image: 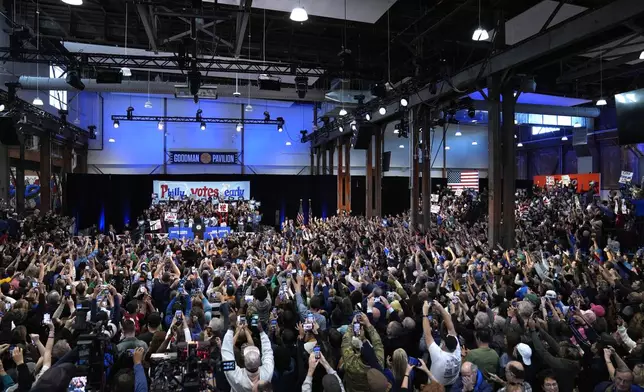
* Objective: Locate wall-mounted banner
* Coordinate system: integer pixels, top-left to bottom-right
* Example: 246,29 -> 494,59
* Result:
168,151 -> 240,165
153,181 -> 251,200
533,173 -> 601,194
168,226 -> 231,239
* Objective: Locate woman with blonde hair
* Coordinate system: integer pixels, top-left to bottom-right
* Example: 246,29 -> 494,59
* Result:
385,348 -> 414,392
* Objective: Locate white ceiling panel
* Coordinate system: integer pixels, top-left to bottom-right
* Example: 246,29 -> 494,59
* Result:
211,0 -> 397,24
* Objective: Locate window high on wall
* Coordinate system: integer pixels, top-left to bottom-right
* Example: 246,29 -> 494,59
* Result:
49,66 -> 67,111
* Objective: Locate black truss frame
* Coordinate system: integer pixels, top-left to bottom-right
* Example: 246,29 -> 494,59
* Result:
0,48 -> 328,77
111,115 -> 281,125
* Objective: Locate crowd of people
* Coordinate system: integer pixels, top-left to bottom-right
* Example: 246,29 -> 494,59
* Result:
0,182 -> 642,392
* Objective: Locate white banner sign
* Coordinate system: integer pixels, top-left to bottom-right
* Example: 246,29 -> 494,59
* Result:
561,175 -> 571,186
150,219 -> 162,231
153,181 -> 251,200
430,205 -> 441,214
164,212 -> 177,222
619,171 -> 634,184
430,194 -> 439,203
455,189 -> 463,196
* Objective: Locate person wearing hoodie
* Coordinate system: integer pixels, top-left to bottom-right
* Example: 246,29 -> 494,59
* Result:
451,362 -> 493,392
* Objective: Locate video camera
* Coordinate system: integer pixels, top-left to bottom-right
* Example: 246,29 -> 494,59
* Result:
148,341 -> 216,392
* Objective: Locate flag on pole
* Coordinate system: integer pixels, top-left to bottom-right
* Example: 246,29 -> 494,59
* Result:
447,170 -> 479,191
297,199 -> 304,226
308,198 -> 312,224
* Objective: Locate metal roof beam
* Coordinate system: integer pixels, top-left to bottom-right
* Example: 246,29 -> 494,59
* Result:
234,0 -> 252,57
136,4 -> 158,54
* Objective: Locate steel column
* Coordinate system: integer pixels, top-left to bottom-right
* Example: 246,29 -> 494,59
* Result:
337,141 -> 344,212
501,86 -> 517,248
374,127 -> 383,217
0,142 -> 9,202
241,104 -> 245,174
366,135 -> 373,218
163,98 -> 168,174
322,147 -> 327,175
328,144 -> 335,176
39,133 -> 51,213
410,107 -> 420,230
422,111 -> 431,232
487,76 -> 502,246
15,142 -> 25,215
344,139 -> 351,212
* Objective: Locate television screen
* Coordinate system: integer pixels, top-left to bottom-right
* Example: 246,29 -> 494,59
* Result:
615,88 -> 644,145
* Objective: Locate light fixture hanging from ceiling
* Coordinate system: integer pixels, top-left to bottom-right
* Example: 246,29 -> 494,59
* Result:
245,18 -> 253,112
33,5 -> 43,106
121,4 -> 131,77
597,50 -> 607,106
108,137 -> 116,143
517,142 -> 523,147
339,108 -> 347,116
61,0 -> 82,5
561,135 -> 568,141
144,71 -> 152,108
233,73 -> 241,97
472,0 -> 489,41
157,121 -> 164,130
379,106 -> 387,115
290,0 -> 308,22
286,141 -> 292,146
445,146 -> 451,150
236,123 -> 243,132
365,113 -> 371,121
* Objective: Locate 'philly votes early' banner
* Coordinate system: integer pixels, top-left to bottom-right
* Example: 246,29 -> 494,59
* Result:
153,181 -> 250,200
168,151 -> 239,165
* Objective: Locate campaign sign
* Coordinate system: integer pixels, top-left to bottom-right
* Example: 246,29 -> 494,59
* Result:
153,181 -> 250,200
168,226 -> 231,239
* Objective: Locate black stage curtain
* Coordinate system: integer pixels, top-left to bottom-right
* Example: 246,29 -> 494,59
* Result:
64,174 -> 532,232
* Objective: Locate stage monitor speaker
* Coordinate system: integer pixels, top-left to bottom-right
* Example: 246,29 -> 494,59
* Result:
383,151 -> 391,172
352,123 -> 375,150
0,118 -> 20,145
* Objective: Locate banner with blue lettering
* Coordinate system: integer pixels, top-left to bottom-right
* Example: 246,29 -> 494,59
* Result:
168,226 -> 231,239
153,181 -> 250,200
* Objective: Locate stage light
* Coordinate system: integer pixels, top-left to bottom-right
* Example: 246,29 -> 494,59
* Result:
350,121 -> 357,131
400,98 -> 408,107
290,6 -> 308,22
514,134 -> 517,139
640,50 -> 644,60
286,141 -> 292,146
517,142 -> 523,147
32,96 -> 43,106
61,0 -> 83,4
338,125 -> 344,133
245,104 -> 253,112
277,117 -> 285,132
365,113 -> 371,121
88,125 -> 97,139
399,144 -> 404,149
157,121 -> 164,130
73,117 -> 80,125
0,104 -> 5,111
445,146 -> 451,150
113,120 -> 120,128
200,122 -> 206,131
467,107 -> 476,118
144,100 -> 153,109
574,122 -> 582,128
596,98 -> 607,106
196,109 -> 203,121
263,111 -> 270,121
393,128 -> 399,134
108,137 -> 115,143
378,106 -> 386,115
455,131 -> 462,136
126,106 -> 134,120
472,27 -> 489,41
472,141 -> 478,145
561,135 -> 568,141
233,91 -> 241,97
236,123 -> 243,132
120,67 -> 132,77
339,108 -> 347,116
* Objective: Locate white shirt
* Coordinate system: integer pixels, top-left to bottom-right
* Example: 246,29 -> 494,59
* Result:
222,330 -> 274,392
428,338 -> 461,386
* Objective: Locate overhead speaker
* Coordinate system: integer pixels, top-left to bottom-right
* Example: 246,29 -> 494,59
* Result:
383,151 -> 391,172
65,70 -> 85,91
0,118 -> 20,145
352,123 -> 376,150
96,69 -> 123,84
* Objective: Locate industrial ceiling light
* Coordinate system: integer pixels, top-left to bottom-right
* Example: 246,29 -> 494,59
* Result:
245,103 -> 253,112
108,137 -> 115,143
472,0 -> 489,41
120,67 -> 132,77
338,125 -> 344,133
61,0 -> 83,5
573,121 -> 582,128
276,117 -> 285,132
286,141 -> 292,146
561,135 -> 568,141
445,146 -> 451,150
290,0 -> 308,22
378,106 -> 386,115
472,141 -> 478,145
144,100 -> 153,109
236,123 -> 243,132
32,96 -> 43,106
200,122 -> 206,131
399,144 -> 404,149
596,98 -> 607,106
0,104 -> 5,111
157,121 -> 164,130
73,117 -> 80,125
640,50 -> 644,60
517,142 -> 524,147
597,50 -> 606,106
113,120 -> 120,128
365,113 -> 371,121
455,131 -> 462,136
339,108 -> 347,116
400,98 -> 408,107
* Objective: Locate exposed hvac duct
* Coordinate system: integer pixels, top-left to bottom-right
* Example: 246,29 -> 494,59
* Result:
471,100 -> 601,118
17,77 -> 327,102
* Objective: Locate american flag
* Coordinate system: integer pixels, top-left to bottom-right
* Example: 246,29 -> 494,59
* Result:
297,199 -> 304,226
447,170 -> 479,191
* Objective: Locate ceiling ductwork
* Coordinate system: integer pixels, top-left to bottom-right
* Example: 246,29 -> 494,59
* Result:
17,77 -> 327,102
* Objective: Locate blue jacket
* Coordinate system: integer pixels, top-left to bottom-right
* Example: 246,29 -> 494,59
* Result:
450,370 -> 493,392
